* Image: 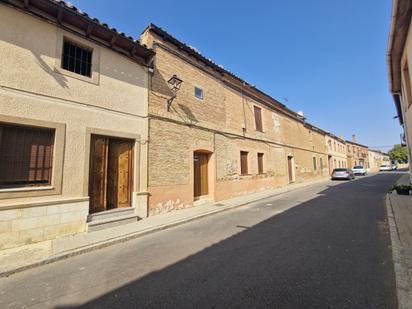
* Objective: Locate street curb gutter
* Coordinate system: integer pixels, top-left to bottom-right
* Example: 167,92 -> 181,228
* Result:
0,178 -> 329,277
386,194 -> 412,309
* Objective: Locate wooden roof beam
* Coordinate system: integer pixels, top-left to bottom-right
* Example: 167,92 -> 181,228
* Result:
57,4 -> 64,24
85,23 -> 94,37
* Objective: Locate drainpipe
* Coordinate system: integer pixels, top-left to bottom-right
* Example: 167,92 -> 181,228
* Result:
241,82 -> 247,135
241,82 -> 256,136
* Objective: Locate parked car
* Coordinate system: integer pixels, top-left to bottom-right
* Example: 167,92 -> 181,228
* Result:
331,168 -> 355,180
380,164 -> 392,171
352,165 -> 367,176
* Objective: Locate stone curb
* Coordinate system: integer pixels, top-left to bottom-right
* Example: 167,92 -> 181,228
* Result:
0,178 -> 329,277
386,194 -> 412,309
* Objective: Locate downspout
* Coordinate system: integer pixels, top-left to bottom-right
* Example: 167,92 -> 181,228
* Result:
144,44 -> 156,218
241,82 -> 247,136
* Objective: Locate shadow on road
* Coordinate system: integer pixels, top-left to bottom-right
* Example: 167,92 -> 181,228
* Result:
56,173 -> 402,309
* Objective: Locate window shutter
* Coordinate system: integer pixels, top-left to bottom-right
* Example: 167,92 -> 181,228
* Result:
0,125 -> 54,188
258,153 -> 264,174
240,151 -> 248,175
254,106 -> 263,132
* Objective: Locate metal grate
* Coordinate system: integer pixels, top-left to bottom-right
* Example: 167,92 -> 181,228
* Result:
62,39 -> 92,77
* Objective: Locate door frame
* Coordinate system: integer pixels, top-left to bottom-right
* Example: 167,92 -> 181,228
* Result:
193,151 -> 209,198
88,134 -> 134,214
192,149 -> 215,201
84,128 -> 141,214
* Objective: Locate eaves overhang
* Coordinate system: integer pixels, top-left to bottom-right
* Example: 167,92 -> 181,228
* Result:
2,0 -> 155,66
387,0 -> 412,121
144,23 -> 304,122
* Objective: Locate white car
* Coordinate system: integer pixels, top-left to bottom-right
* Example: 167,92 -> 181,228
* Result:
380,164 -> 392,171
352,165 -> 367,176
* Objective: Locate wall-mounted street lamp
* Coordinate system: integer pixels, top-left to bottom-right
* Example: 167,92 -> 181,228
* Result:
166,74 -> 183,111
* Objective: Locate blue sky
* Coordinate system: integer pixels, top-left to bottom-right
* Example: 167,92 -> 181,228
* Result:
70,0 -> 400,151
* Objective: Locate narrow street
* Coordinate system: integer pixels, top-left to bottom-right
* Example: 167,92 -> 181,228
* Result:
0,172 -> 403,309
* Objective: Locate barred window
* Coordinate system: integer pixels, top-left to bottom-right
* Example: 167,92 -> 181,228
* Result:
0,124 -> 54,188
62,39 -> 92,77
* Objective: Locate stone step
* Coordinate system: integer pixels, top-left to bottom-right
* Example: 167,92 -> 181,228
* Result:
87,207 -> 136,222
87,211 -> 139,232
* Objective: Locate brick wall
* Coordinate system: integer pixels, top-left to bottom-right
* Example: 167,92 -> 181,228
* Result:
142,28 -> 329,215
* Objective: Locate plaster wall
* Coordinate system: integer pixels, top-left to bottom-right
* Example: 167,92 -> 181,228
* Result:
0,5 -> 150,249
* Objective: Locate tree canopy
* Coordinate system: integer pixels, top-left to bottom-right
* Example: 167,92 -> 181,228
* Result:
388,144 -> 408,163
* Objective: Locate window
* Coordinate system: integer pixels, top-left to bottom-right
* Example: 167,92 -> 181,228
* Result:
320,157 -> 323,169
0,124 -> 54,189
257,153 -> 264,174
403,61 -> 412,108
62,39 -> 92,77
254,106 -> 263,132
195,87 -> 203,99
240,151 -> 248,175
313,157 -> 317,170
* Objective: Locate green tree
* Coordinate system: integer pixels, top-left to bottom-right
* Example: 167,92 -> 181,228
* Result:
388,144 -> 408,163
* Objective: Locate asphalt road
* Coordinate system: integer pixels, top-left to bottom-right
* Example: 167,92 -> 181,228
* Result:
0,172 -> 403,309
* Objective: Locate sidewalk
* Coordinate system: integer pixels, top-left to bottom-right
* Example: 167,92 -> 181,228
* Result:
0,177 -> 329,277
387,173 -> 412,309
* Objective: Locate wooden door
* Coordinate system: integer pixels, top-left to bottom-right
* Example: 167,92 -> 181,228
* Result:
194,152 -> 208,197
287,156 -> 293,183
107,140 -> 133,209
89,136 -> 108,213
89,135 -> 133,214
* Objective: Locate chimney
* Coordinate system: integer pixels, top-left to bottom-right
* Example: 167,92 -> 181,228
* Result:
352,134 -> 357,143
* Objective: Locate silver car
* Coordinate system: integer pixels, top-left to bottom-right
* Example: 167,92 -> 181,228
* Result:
352,165 -> 367,176
331,168 -> 355,180
379,164 -> 392,171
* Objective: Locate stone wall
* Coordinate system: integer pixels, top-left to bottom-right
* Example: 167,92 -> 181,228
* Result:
0,199 -> 88,250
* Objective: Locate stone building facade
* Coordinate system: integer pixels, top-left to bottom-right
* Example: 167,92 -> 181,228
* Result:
140,24 -> 329,215
368,150 -> 389,172
325,134 -> 348,174
0,0 -> 153,250
346,137 -> 369,169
